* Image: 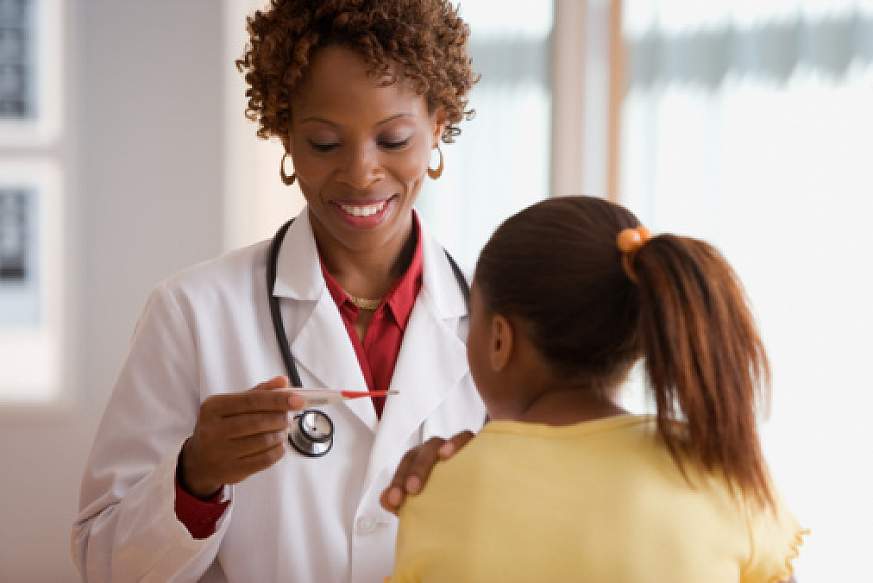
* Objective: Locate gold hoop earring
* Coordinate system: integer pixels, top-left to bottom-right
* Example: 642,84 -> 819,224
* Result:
427,145 -> 444,180
280,153 -> 296,186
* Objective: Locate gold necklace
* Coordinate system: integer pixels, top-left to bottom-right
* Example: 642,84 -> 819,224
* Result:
348,294 -> 382,311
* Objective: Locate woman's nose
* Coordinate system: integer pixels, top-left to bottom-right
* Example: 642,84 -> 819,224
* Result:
338,144 -> 384,189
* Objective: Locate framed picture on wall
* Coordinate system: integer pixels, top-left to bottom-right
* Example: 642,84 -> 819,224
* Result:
0,186 -> 39,327
0,0 -> 33,119
0,0 -> 64,402
0,161 -> 62,402
0,0 -> 62,146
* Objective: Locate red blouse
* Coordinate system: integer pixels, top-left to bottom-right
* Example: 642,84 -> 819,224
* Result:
319,217 -> 423,418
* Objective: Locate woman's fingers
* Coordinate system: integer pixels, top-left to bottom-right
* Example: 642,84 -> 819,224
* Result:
404,432 -> 475,492
182,377 -> 300,496
257,375 -> 290,390
199,376 -> 305,419
401,437 -> 445,494
252,376 -> 305,410
391,446 -> 422,491
380,445 -> 425,515
380,431 -> 477,515
437,430 -> 475,460
228,430 -> 287,458
233,441 -> 287,479
224,412 -> 289,439
205,389 -> 298,417
379,486 -> 402,515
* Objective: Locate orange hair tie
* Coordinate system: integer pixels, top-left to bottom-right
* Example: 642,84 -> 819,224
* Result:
617,226 -> 652,283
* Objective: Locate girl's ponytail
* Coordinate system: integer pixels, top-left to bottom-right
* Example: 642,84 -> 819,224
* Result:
476,196 -> 773,507
629,232 -> 773,507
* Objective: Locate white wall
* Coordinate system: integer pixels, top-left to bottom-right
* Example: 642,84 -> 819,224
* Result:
222,0 -> 305,251
0,1 -> 224,579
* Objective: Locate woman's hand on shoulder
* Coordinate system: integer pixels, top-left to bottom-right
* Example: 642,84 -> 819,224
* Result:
379,430 -> 476,515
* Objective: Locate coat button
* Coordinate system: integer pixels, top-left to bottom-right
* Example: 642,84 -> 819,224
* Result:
355,516 -> 377,535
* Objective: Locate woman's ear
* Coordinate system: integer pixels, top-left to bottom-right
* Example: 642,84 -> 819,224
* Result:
489,314 -> 515,372
430,107 -> 447,146
282,135 -> 293,156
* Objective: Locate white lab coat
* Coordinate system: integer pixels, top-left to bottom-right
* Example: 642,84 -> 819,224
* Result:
72,209 -> 486,583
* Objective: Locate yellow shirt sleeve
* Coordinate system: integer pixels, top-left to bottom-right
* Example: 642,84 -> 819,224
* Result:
741,493 -> 809,583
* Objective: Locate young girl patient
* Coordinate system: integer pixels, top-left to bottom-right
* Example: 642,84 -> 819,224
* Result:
389,196 -> 806,583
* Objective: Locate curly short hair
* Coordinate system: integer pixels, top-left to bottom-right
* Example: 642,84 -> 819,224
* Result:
235,0 -> 478,143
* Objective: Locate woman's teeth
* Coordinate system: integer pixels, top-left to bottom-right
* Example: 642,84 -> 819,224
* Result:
339,201 -> 387,217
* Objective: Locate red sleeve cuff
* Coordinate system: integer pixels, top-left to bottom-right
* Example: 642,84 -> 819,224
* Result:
174,477 -> 229,539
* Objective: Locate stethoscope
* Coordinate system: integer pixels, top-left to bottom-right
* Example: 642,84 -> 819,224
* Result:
266,218 -> 469,457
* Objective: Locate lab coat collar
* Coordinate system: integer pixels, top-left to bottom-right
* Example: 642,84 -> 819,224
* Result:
272,209 -> 325,301
272,207 -> 468,320
416,210 -> 469,320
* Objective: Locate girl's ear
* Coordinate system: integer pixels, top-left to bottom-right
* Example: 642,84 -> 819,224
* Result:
282,135 -> 293,156
489,314 -> 515,372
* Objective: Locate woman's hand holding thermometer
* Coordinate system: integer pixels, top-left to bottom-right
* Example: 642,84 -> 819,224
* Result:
180,376 -> 305,499
180,380 -> 400,498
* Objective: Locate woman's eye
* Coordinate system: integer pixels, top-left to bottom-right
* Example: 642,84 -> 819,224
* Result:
308,141 -> 339,153
380,138 -> 410,150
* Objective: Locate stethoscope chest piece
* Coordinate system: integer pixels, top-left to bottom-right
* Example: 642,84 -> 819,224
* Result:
288,409 -> 334,457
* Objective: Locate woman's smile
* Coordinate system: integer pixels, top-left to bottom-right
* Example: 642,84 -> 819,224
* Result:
330,194 -> 400,229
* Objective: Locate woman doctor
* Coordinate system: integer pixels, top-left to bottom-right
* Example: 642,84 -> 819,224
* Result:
72,1 -> 485,581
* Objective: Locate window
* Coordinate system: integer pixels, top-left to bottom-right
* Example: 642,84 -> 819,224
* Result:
416,1 -> 554,268
620,1 -> 873,578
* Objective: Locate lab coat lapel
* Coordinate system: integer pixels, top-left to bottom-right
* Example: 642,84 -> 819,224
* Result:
363,221 -> 469,493
291,294 -> 377,431
273,210 -> 377,432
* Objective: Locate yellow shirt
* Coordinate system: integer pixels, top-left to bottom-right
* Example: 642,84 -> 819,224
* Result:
391,415 -> 806,583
